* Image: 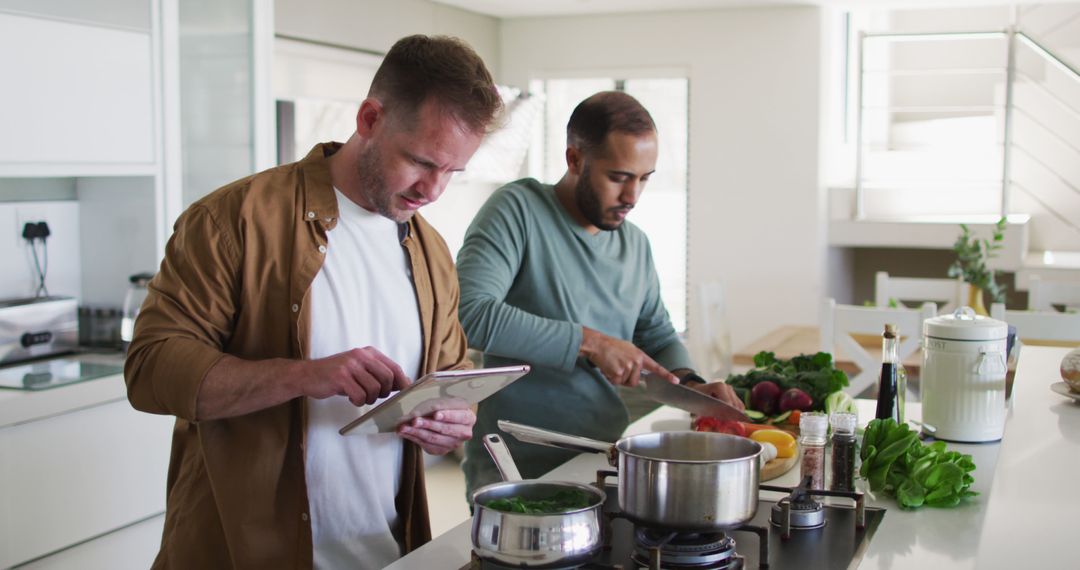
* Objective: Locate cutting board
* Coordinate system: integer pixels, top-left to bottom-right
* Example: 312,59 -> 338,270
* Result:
761,446 -> 799,481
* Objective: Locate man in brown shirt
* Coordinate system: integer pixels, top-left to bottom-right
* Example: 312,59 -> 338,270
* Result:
124,35 -> 502,569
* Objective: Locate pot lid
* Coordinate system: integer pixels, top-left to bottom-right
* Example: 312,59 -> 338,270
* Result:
923,307 -> 1008,341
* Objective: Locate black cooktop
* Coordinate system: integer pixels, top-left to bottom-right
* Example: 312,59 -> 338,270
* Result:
465,480 -> 886,570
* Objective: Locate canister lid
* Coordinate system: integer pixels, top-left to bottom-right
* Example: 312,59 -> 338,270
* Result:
923,307 -> 1008,341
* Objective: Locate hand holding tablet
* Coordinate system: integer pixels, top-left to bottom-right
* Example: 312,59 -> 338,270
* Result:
338,364 -> 530,435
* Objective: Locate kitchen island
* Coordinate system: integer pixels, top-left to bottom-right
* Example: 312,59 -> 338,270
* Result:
387,345 -> 1079,569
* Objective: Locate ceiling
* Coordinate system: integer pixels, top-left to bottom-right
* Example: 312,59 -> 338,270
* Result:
430,0 -> 1050,19
430,0 -> 804,18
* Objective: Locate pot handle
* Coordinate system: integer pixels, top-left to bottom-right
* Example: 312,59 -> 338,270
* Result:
482,434 -> 523,482
498,420 -> 615,458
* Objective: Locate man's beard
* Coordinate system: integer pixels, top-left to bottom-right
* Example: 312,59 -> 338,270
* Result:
574,164 -> 629,232
356,144 -> 410,222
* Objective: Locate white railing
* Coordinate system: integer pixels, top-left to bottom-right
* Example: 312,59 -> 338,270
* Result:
853,28 -> 1080,232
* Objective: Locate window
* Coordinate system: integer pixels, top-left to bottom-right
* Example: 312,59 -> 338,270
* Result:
527,78 -> 690,331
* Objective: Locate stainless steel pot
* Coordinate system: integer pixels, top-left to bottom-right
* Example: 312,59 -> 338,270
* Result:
499,420 -> 763,530
470,434 -> 606,567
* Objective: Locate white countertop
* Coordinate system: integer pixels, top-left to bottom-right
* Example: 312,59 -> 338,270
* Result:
388,345 -> 1080,569
0,354 -> 128,429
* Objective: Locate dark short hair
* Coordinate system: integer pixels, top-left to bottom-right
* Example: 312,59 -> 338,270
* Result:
566,91 -> 656,156
368,35 -> 502,134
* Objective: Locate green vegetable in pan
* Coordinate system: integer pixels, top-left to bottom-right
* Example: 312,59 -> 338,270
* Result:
483,489 -> 596,514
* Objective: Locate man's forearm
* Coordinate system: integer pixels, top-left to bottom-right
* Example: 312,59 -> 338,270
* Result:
459,296 -> 582,372
196,355 -> 303,421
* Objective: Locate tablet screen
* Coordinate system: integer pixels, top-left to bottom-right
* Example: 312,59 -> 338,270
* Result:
338,365 -> 530,435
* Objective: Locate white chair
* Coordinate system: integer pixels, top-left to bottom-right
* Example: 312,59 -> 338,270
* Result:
1027,276 -> 1080,313
991,302 -> 1080,345
820,298 -> 937,398
874,271 -> 966,313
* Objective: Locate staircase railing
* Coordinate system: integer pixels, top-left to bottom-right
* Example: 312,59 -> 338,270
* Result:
853,27 -> 1080,226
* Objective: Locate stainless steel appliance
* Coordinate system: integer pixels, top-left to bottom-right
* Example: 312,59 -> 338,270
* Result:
497,421 -> 764,531
0,296 -> 124,391
472,435 -> 606,567
465,475 -> 886,570
0,296 -> 78,365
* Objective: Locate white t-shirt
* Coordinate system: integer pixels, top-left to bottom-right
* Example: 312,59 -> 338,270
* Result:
305,189 -> 423,570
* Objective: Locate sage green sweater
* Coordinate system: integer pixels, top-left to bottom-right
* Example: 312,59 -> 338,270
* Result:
456,178 -> 693,496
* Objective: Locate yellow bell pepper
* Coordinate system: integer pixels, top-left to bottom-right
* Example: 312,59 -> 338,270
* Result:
750,429 -> 797,458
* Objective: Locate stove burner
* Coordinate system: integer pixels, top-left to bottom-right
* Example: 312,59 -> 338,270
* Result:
630,528 -> 742,569
770,498 -> 825,530
761,476 -> 869,541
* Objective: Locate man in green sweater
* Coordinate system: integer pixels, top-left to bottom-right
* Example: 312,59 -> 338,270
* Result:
456,91 -> 743,495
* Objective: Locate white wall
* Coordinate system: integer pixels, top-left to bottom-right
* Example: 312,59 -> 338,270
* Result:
499,7 -> 828,352
78,177 -> 159,306
0,201 -> 81,300
274,0 -> 499,73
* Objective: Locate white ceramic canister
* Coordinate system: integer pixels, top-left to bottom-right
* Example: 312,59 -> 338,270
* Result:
921,307 -> 1009,443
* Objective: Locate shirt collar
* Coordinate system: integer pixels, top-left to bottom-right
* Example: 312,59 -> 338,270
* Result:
299,141 -> 415,243
299,142 -> 342,227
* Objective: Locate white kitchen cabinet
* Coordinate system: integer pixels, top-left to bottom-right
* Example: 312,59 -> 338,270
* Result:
0,12 -> 156,174
0,376 -> 173,568
16,514 -> 164,570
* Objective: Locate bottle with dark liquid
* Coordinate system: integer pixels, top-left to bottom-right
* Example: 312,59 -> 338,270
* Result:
875,323 -> 906,422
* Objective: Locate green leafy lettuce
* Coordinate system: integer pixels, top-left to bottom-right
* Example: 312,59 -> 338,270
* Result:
725,351 -> 849,412
859,418 -> 978,509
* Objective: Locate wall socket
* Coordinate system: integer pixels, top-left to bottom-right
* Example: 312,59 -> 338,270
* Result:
14,208 -> 50,248
0,202 -> 80,300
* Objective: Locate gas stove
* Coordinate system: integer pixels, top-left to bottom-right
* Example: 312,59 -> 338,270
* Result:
463,473 -> 885,570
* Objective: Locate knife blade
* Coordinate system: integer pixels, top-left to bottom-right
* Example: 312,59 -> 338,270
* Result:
641,376 -> 750,422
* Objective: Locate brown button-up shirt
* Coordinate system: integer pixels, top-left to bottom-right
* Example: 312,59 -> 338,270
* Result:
124,143 -> 471,569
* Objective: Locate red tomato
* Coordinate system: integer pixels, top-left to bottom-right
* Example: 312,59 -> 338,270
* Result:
693,417 -> 746,437
693,416 -> 723,432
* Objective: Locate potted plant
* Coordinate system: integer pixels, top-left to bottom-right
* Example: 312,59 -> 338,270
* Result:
947,217 -> 1007,315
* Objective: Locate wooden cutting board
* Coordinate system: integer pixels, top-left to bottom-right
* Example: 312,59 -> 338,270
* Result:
761,447 -> 799,481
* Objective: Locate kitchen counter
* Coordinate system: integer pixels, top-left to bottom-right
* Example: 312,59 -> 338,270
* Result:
0,353 -> 128,429
388,345 -> 1079,569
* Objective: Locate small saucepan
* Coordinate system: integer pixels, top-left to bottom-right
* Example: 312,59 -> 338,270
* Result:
498,420 -> 763,531
470,434 -> 606,568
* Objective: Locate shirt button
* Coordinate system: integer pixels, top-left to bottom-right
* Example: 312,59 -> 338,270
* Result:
318,245 -> 327,254
291,304 -> 299,313
301,513 -> 309,522
306,211 -> 315,219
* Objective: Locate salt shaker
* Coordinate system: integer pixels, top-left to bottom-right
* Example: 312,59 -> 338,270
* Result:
799,412 -> 828,490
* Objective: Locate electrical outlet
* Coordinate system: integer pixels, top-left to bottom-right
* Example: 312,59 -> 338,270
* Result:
14,208 -> 50,248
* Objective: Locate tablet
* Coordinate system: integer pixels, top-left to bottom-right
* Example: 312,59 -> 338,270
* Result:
338,364 -> 530,435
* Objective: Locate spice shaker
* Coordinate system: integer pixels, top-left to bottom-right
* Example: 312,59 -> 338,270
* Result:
830,412 -> 858,492
799,412 -> 828,490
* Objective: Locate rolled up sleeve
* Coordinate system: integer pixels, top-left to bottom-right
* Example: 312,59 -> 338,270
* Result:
124,204 -> 239,421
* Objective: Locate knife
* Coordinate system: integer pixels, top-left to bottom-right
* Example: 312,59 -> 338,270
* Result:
641,375 -> 750,422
